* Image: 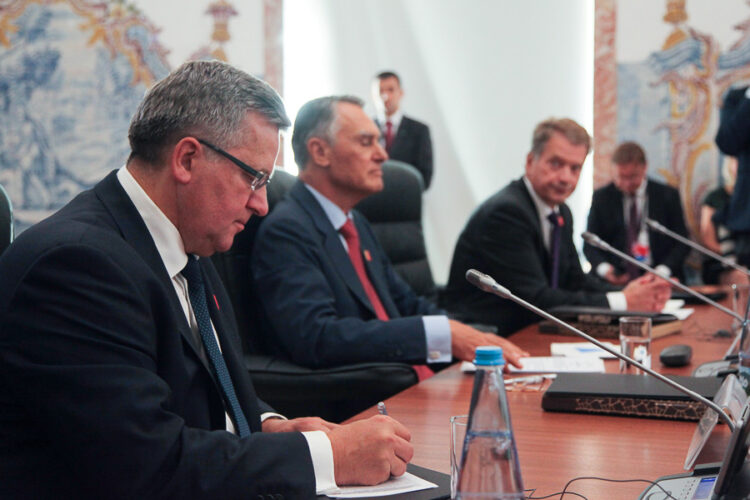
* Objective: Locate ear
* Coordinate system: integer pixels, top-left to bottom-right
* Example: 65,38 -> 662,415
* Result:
171,137 -> 201,184
524,152 -> 534,173
307,137 -> 332,168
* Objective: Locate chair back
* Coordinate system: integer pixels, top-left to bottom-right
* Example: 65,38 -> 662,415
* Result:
0,184 -> 14,255
355,160 -> 435,297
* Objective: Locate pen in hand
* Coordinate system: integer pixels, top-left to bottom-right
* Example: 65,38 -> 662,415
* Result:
377,401 -> 388,416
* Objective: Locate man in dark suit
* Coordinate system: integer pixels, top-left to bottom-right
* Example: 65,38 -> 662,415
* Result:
442,119 -> 671,335
372,71 -> 434,188
0,61 -> 413,499
716,86 -> 750,266
251,96 -> 527,373
584,141 -> 689,284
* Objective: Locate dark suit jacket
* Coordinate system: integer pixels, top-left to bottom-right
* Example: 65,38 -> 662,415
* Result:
251,181 -> 443,368
716,86 -> 750,233
583,180 -> 689,280
442,178 -> 616,336
376,116 -> 433,189
0,171 -> 315,499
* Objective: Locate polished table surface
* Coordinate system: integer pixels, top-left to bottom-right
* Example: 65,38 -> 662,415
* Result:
348,299 -> 738,499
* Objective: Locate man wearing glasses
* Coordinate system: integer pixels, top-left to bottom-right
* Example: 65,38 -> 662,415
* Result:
0,62 -> 412,498
251,96 -> 527,375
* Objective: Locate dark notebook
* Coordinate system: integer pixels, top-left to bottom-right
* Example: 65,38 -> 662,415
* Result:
319,464 -> 450,500
542,373 -> 723,421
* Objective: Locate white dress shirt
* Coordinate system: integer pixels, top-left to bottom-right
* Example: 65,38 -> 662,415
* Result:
116,167 -> 337,494
376,109 -> 403,149
596,179 -> 671,280
522,177 -> 627,310
305,183 -> 452,363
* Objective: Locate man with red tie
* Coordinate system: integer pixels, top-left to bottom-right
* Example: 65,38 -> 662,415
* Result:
251,96 -> 526,374
372,71 -> 434,189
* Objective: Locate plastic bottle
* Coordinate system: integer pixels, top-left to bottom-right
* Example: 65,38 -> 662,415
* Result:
455,346 -> 524,499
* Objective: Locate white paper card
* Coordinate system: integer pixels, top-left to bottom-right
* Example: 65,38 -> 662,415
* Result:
325,472 -> 437,498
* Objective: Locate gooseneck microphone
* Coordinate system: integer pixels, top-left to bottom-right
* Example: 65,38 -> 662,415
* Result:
582,231 -> 742,322
645,218 -> 750,278
464,269 -> 736,430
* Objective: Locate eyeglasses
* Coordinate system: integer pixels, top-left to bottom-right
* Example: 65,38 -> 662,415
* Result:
196,138 -> 272,191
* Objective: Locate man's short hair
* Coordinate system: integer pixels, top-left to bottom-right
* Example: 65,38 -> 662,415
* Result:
612,141 -> 647,166
128,60 -> 290,165
291,95 -> 364,170
530,118 -> 591,157
375,71 -> 401,85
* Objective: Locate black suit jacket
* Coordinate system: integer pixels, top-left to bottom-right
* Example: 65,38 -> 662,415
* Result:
0,171 -> 315,499
251,181 -> 443,368
443,178 -> 615,336
583,180 -> 689,280
716,86 -> 750,233
376,116 -> 433,188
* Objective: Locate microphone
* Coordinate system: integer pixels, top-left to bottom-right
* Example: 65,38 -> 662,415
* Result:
464,268 -> 736,430
582,231 -> 742,323
644,218 -> 750,278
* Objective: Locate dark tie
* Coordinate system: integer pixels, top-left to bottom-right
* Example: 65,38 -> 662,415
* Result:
181,256 -> 251,438
626,195 -> 641,279
339,219 -> 433,380
547,212 -> 563,289
385,120 -> 394,152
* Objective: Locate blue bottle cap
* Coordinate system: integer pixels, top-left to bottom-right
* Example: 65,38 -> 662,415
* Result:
474,346 -> 505,366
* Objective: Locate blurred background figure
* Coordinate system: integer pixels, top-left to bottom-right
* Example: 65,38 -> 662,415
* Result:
700,155 -> 749,285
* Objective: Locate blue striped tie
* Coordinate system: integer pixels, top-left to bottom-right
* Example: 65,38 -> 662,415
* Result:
182,256 -> 251,438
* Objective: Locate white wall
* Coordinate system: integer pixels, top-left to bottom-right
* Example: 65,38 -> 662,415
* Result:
285,0 -> 594,283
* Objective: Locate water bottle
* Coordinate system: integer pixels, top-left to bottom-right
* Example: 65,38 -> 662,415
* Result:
455,346 -> 524,499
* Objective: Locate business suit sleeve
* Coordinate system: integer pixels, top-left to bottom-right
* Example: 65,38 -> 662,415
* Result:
252,214 -> 429,369
417,124 -> 433,189
659,187 -> 690,275
480,201 -> 610,310
716,87 -> 750,155
583,188 -> 621,273
0,242 -> 315,499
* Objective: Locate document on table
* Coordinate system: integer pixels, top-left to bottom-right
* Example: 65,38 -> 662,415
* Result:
461,356 -> 605,374
550,342 -> 620,358
324,472 -> 437,498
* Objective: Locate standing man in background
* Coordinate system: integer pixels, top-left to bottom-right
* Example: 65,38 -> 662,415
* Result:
584,141 -> 689,284
716,86 -> 750,267
372,71 -> 434,189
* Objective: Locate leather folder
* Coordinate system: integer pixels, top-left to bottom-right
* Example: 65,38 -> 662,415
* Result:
538,306 -> 682,339
542,373 -> 723,421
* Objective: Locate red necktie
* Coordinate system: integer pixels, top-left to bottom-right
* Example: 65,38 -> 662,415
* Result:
626,195 -> 641,279
339,219 -> 433,380
385,120 -> 394,152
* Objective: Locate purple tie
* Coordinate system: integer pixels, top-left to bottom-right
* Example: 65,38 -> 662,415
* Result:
547,212 -> 563,289
626,195 -> 641,279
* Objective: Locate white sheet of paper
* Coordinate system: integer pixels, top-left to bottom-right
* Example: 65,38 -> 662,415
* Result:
461,356 -> 605,374
325,472 -> 437,498
550,342 -> 620,358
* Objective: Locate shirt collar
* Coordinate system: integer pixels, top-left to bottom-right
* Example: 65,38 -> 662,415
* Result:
117,166 -> 189,279
303,182 -> 350,230
377,109 -> 403,130
522,175 -> 559,218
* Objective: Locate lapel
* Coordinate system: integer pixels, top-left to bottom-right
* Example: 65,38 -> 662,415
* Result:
393,116 -> 412,147
93,172 -> 215,380
515,178 -> 548,260
351,211 -> 400,318
202,262 -> 263,431
609,184 -> 627,250
289,182 -> 380,317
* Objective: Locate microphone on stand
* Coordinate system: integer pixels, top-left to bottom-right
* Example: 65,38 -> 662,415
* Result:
582,231 -> 748,361
466,269 -> 750,499
644,218 -> 750,278
465,269 -> 735,429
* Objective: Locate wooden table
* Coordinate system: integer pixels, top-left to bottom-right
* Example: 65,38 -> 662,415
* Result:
349,301 -> 738,499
